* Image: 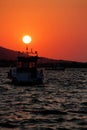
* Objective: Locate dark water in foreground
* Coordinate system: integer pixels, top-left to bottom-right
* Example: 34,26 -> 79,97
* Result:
0,68 -> 87,130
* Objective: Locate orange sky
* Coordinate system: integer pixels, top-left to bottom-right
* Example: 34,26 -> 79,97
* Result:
0,0 -> 87,62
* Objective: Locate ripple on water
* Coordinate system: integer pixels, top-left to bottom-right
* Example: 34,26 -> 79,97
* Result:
0,68 -> 87,129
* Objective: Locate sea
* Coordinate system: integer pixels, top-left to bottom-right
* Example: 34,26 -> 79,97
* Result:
0,67 -> 87,130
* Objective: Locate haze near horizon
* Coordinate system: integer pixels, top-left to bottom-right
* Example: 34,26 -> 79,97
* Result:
0,0 -> 87,62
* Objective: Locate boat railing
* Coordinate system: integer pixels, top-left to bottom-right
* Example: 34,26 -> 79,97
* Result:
17,49 -> 38,57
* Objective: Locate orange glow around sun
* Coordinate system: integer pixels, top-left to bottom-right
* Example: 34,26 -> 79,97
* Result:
0,0 -> 87,62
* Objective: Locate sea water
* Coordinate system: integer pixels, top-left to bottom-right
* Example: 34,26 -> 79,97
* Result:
0,68 -> 87,130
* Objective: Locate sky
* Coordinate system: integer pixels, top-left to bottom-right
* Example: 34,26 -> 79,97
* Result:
0,0 -> 87,62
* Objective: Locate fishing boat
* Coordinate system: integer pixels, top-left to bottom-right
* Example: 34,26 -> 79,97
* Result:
8,49 -> 44,85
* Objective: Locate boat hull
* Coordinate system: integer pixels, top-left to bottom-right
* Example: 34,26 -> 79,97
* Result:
8,68 -> 44,85
12,78 -> 43,85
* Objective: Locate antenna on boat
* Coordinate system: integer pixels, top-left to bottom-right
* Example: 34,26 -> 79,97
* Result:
26,44 -> 28,55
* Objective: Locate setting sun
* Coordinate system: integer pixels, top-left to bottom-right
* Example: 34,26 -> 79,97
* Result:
22,35 -> 32,44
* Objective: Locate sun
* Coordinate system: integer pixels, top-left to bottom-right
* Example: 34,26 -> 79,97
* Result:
22,35 -> 32,44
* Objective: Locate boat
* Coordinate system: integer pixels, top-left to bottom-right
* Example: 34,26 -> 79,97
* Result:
8,49 -> 44,85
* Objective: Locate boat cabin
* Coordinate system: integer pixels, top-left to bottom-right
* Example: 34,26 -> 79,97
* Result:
17,55 -> 38,72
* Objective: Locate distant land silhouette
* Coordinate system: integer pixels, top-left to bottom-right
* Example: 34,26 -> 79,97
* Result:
0,46 -> 17,60
0,46 -> 87,68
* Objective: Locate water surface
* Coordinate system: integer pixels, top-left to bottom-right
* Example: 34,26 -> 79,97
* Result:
0,68 -> 87,130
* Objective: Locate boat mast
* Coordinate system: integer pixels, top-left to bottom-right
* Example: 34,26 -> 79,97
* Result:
26,44 -> 28,55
